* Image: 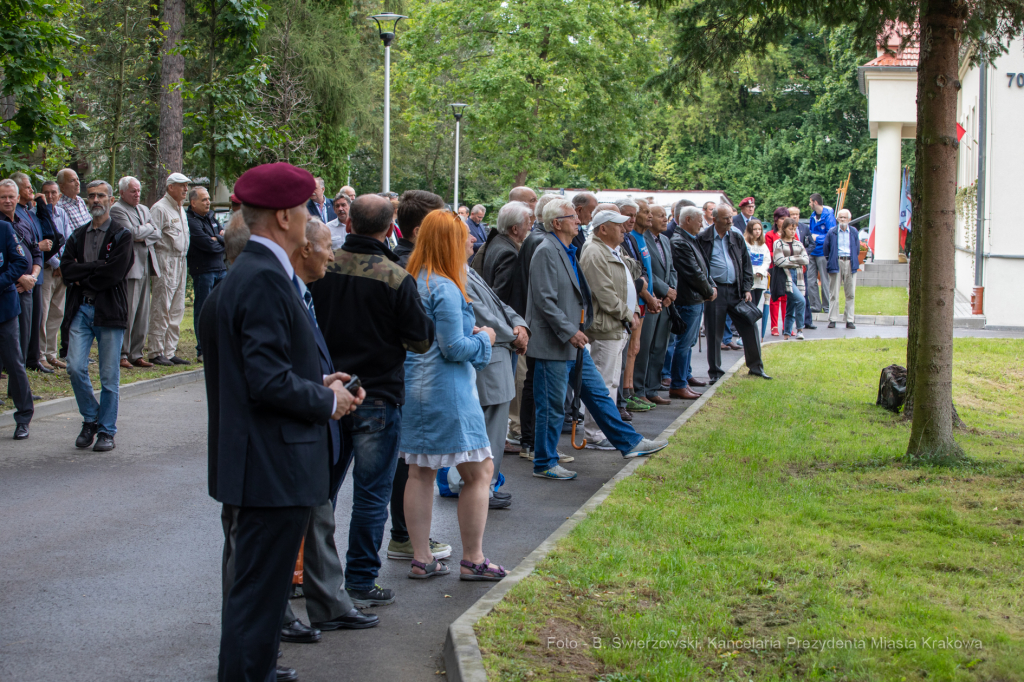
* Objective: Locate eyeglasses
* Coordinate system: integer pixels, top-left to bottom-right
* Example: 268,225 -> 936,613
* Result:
554,214 -> 578,221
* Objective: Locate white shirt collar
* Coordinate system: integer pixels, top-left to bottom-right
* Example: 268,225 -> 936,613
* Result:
249,235 -> 295,280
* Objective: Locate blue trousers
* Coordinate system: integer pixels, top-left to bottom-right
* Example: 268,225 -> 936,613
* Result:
533,350 -> 642,472
67,304 -> 124,435
668,302 -> 704,389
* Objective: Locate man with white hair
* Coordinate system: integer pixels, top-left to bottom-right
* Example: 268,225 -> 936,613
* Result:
147,173 -> 192,366
667,205 -> 713,399
824,208 -> 860,329
570,192 -> 598,250
466,204 -> 487,259
38,180 -> 73,369
11,172 -> 55,374
526,198 -> 668,479
340,185 -> 356,204
110,176 -> 160,368
307,177 -> 336,224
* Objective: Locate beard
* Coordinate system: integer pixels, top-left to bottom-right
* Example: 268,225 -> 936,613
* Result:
89,204 -> 107,217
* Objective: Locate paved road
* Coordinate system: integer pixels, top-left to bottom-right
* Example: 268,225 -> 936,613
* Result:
4,323 -> 1014,681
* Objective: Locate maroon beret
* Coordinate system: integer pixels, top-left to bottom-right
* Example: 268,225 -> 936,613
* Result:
739,196 -> 755,208
233,162 -> 315,210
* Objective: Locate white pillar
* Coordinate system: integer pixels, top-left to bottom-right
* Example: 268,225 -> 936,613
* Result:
874,121 -> 902,261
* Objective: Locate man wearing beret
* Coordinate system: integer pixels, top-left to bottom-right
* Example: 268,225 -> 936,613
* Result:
148,172 -> 192,366
198,162 -> 365,682
732,196 -> 756,232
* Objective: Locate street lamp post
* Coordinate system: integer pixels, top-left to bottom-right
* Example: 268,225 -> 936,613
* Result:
370,13 -> 407,194
450,103 -> 467,210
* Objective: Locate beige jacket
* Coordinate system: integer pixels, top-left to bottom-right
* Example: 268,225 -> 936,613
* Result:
150,194 -> 190,255
579,236 -> 643,340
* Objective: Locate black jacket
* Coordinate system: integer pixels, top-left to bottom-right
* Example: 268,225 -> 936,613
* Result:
475,230 -> 519,307
59,218 -> 135,333
309,234 -> 433,406
670,230 -> 715,306
695,226 -> 753,300
393,237 -> 415,267
186,207 -> 226,274
198,241 -> 335,508
509,229 -> 546,316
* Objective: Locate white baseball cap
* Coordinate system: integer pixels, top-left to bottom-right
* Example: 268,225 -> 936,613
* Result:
166,172 -> 192,185
590,210 -> 629,229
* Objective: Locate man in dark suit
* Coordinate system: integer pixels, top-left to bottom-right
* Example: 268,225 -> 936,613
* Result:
0,179 -> 42,370
732,196 -> 756,232
466,204 -> 488,260
198,163 -> 362,682
0,217 -> 33,439
186,186 -> 227,362
473,200 -> 532,304
633,204 -> 676,404
697,204 -> 771,384
306,177 -> 336,224
12,173 -> 55,374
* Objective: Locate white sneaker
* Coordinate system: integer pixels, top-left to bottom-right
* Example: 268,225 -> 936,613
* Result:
519,447 -> 534,461
533,465 -> 578,480
796,331 -> 805,340
585,438 -> 616,451
625,438 -> 669,459
558,450 -> 575,463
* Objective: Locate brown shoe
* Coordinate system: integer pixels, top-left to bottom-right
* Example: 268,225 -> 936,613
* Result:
688,378 -> 707,387
503,441 -> 522,454
47,356 -> 67,369
670,387 -> 701,400
727,343 -> 743,351
38,357 -> 55,371
618,407 -> 633,422
646,394 -> 671,406
660,378 -> 671,388
132,358 -> 154,368
120,358 -> 133,369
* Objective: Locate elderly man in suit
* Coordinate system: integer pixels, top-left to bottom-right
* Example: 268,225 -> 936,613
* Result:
466,204 -> 487,259
110,176 -> 160,368
306,177 -> 336,225
527,198 -> 668,480
148,173 -> 192,366
667,205 -> 712,400
633,204 -> 677,405
465,265 -> 529,508
697,204 -> 771,384
198,163 -> 364,682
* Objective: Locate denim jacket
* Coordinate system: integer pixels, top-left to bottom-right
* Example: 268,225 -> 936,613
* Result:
400,271 -> 492,455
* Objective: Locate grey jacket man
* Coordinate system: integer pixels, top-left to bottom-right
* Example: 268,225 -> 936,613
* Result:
110,199 -> 161,279
466,268 -> 528,406
646,230 -> 677,298
525,231 -> 593,361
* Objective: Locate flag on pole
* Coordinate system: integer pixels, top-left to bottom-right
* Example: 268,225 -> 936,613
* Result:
898,167 -> 912,250
956,122 -> 967,143
867,168 -> 878,254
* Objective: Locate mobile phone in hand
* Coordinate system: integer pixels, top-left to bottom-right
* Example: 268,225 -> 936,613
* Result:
343,375 -> 361,393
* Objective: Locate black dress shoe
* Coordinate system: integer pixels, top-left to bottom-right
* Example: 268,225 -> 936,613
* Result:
281,619 -> 321,644
493,490 -> 512,500
28,364 -> 55,374
749,370 -> 773,380
846,322 -> 856,329
76,421 -> 98,448
93,432 -> 116,451
708,377 -> 719,385
276,667 -> 298,682
827,321 -> 836,328
489,495 -> 511,509
805,324 -> 817,330
13,423 -> 29,440
169,355 -> 191,365
618,407 -> 632,422
151,355 -> 174,367
312,608 -> 379,631
31,394 -> 42,401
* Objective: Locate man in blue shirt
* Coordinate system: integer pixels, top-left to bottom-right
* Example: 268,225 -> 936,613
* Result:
806,193 -> 836,315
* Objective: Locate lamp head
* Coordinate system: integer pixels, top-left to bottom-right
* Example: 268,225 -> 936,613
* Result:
370,13 -> 407,46
450,103 -> 468,121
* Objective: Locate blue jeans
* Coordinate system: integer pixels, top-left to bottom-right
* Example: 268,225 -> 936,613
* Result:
669,303 -> 704,389
533,350 -> 642,471
784,280 -> 806,335
343,400 -> 401,591
722,313 -> 733,345
67,304 -> 125,435
192,270 -> 226,355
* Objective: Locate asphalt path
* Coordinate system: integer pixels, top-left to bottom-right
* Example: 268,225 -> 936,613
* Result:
3,323 -> 1015,681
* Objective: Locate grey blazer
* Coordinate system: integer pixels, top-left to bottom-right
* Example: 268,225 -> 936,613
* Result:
466,268 -> 528,406
110,200 -> 161,279
525,231 -> 593,361
647,231 -> 677,298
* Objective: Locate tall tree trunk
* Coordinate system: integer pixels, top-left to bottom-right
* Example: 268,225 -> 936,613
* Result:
906,0 -> 965,462
143,0 -> 163,206
157,0 -> 184,194
207,0 -> 217,185
108,1 -> 130,188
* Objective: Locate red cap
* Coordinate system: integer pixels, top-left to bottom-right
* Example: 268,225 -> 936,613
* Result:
233,162 -> 315,210
229,193 -> 239,204
739,196 -> 755,208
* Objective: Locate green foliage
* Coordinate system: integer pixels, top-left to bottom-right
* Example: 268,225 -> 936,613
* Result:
0,0 -> 77,173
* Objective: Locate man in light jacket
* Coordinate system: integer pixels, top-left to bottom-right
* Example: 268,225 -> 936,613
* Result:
110,176 -> 160,368
824,208 -> 860,329
148,173 -> 191,366
578,210 -> 639,450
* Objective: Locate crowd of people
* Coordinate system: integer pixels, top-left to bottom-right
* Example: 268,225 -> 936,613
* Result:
1,160 -> 860,682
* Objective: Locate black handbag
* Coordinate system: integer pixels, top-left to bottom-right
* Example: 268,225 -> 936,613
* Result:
733,299 -> 763,327
666,303 -> 687,335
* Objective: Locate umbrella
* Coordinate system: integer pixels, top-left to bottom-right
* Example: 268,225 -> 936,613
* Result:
570,309 -> 587,450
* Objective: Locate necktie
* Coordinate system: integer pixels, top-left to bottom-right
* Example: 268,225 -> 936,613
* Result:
303,290 -> 318,328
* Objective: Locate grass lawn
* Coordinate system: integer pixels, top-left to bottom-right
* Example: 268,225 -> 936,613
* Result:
842,286 -> 908,317
476,338 -> 1024,682
1,304 -> 199,405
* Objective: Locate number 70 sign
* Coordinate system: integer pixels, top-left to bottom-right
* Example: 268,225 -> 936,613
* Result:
1008,73 -> 1024,87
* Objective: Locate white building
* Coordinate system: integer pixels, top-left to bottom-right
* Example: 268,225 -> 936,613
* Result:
859,34 -> 1024,328
537,188 -> 731,216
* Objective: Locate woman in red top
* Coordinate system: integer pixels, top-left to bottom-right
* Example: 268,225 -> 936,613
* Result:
765,207 -> 789,336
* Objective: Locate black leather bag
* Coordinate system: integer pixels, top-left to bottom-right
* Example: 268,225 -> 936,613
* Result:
732,299 -> 763,327
666,303 -> 687,335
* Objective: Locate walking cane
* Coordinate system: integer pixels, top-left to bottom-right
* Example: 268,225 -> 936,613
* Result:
570,309 -> 587,450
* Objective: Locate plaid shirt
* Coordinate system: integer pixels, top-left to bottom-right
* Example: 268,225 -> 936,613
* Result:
58,193 -> 90,230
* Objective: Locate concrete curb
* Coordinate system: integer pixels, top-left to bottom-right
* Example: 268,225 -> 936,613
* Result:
441,355 -> 749,682
808,312 -> 985,329
0,368 -> 205,429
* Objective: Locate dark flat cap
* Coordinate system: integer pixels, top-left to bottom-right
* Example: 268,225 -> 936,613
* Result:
233,162 -> 315,210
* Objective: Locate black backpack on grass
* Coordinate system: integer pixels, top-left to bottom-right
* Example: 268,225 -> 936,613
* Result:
876,364 -> 908,412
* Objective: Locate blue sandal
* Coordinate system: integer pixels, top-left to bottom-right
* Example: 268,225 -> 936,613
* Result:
409,558 -> 450,579
459,557 -> 506,581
